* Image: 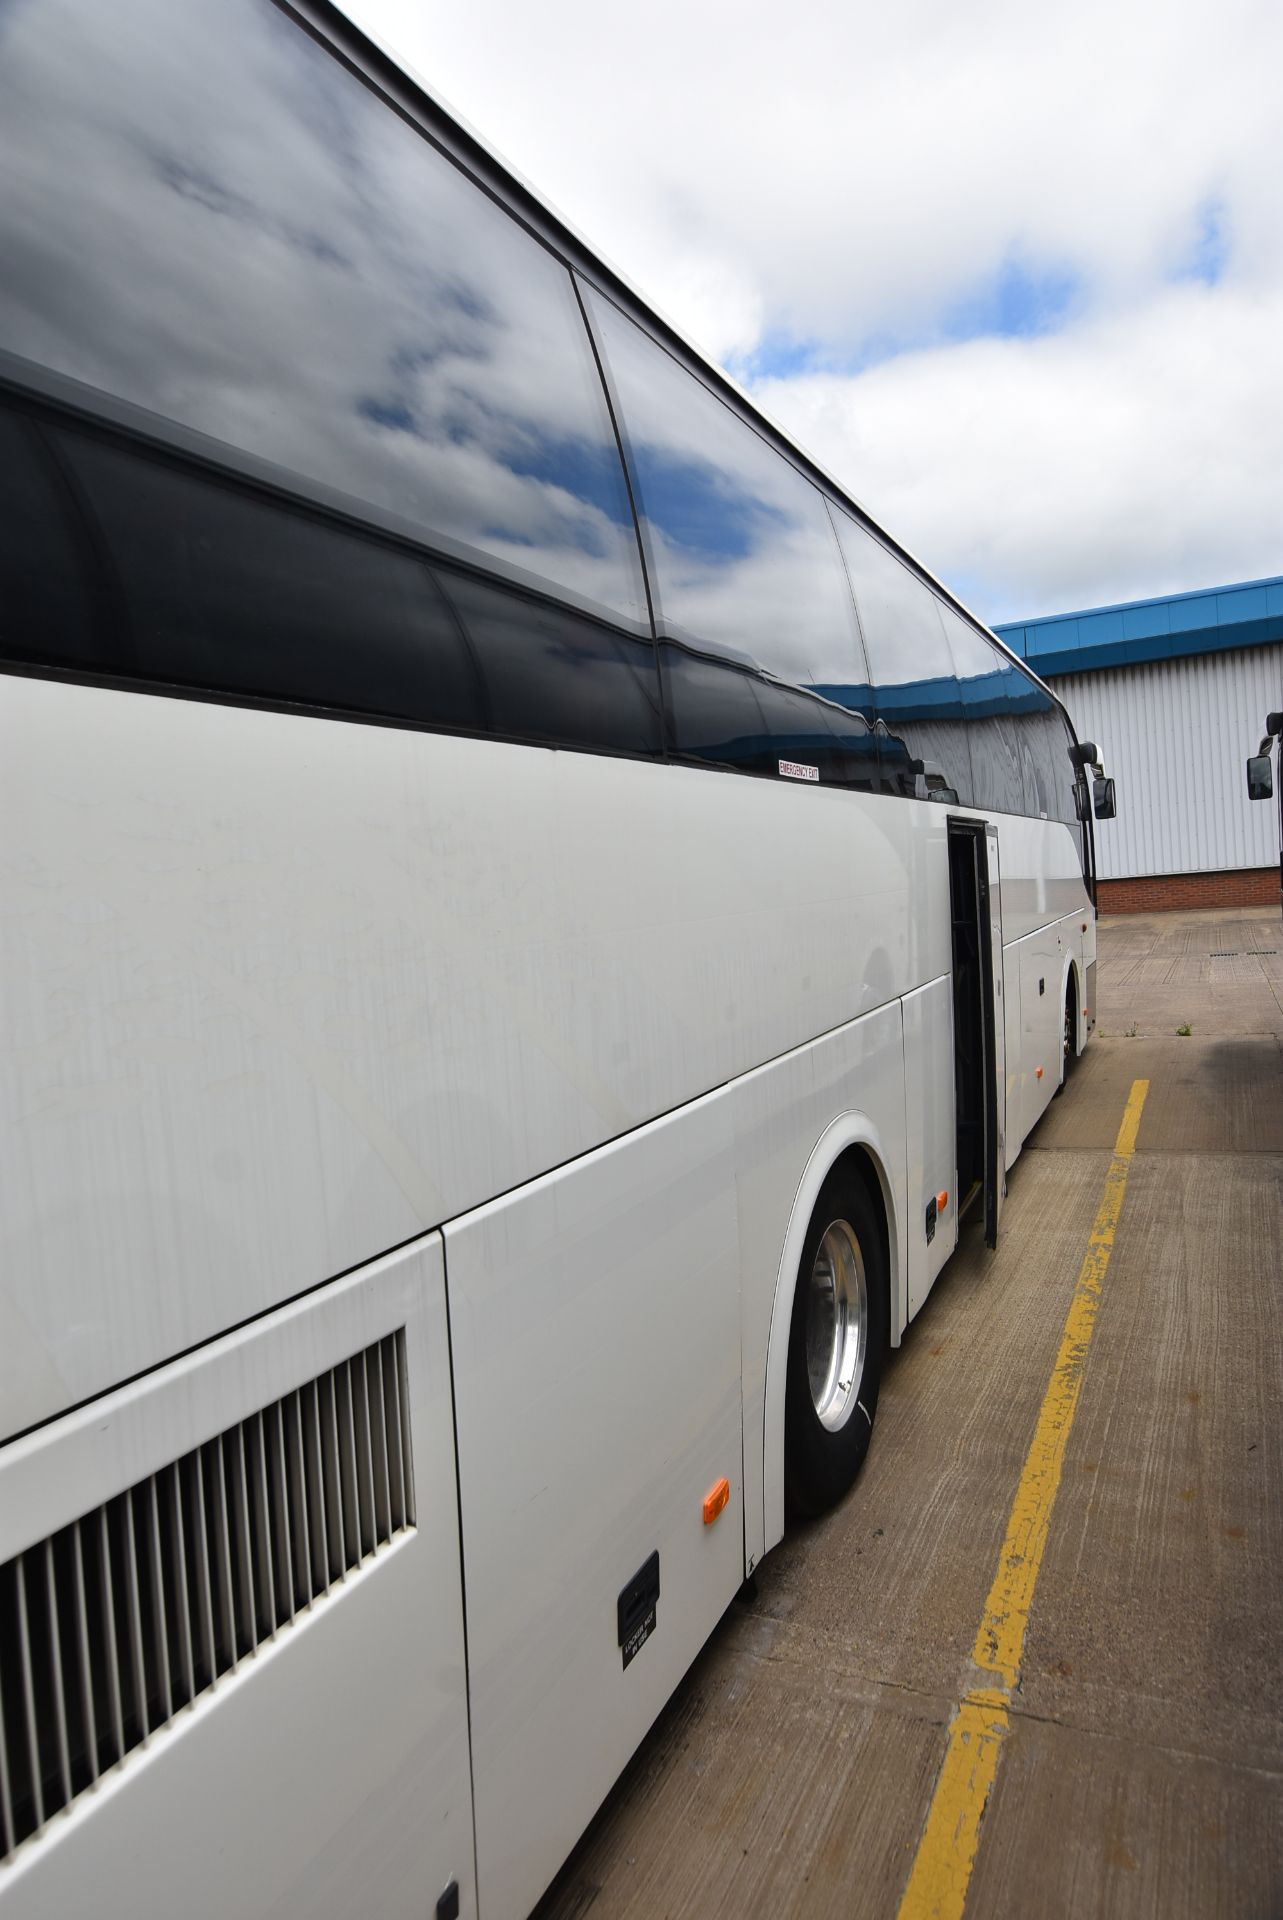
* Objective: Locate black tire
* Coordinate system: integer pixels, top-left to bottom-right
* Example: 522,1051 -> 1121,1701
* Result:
1056,976 -> 1076,1096
784,1166 -> 887,1518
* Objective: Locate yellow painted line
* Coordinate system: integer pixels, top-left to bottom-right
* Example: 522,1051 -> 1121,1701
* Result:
896,1078 -> 1150,1920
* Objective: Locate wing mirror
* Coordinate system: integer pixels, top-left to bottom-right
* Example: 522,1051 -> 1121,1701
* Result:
1248,715 -> 1283,800
1072,738 -> 1115,817
1247,751 -> 1273,801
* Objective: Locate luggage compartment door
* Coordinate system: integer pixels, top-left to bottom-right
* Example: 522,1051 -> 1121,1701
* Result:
444,1094 -> 743,1920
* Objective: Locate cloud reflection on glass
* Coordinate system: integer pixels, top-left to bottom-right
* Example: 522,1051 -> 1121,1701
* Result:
0,0 -> 1085,823
829,509 -> 972,800
585,286 -> 880,787
0,0 -> 646,626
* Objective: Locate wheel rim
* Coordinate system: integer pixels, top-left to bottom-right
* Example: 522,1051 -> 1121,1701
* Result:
804,1219 -> 868,1431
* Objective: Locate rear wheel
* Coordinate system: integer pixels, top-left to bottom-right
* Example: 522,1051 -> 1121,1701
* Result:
784,1167 -> 887,1516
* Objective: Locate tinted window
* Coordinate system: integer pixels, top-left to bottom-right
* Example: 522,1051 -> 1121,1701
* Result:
59,428 -> 485,727
0,0 -> 645,627
1008,685 -> 1081,834
440,570 -> 662,755
1017,687 -> 1061,821
49,417 -> 664,756
1060,710 -> 1090,821
585,288 -> 878,788
0,408 -> 101,669
830,510 -> 971,803
1041,706 -> 1086,829
662,648 -> 884,785
994,659 -> 1053,818
937,607 -> 1026,816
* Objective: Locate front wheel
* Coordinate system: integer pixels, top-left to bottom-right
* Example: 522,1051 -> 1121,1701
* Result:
784,1168 -> 887,1517
1056,978 -> 1076,1095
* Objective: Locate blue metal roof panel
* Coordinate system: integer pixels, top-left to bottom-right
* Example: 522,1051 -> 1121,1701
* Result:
1122,601 -> 1171,639
1216,584 -> 1269,623
993,573 -> 1283,674
1167,597 -> 1210,634
1076,609 -> 1125,647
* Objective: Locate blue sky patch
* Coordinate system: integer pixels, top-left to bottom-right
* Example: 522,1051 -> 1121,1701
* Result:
359,396 -> 417,432
735,330 -> 824,382
1176,199 -> 1228,285
941,256 -> 1079,344
734,258 -> 1079,392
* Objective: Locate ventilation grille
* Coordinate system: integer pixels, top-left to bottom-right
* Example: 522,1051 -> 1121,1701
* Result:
0,1330 -> 414,1864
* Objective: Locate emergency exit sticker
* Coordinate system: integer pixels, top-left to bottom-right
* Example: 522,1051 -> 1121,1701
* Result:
779,759 -> 819,782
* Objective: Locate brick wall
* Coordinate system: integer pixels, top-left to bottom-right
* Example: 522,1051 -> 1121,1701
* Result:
1097,867 -> 1281,914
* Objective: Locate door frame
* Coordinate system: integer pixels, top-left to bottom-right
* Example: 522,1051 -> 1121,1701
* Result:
946,818 -> 1003,1248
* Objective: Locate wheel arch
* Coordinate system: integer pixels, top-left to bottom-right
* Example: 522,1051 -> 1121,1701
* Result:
761,1114 -> 900,1556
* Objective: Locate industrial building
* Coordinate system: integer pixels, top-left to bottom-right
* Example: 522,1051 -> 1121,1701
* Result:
994,576 -> 1283,911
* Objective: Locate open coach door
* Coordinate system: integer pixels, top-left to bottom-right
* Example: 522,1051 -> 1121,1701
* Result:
947,822 -> 1005,1250
983,827 -> 1006,1246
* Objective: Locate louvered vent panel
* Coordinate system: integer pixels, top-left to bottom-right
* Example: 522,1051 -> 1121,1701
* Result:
0,1331 -> 414,1864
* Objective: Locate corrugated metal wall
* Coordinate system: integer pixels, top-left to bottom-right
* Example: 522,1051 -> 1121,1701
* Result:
1049,644 -> 1283,878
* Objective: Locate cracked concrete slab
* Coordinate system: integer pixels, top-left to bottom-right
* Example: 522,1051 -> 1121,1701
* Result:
966,1715 -> 1283,1920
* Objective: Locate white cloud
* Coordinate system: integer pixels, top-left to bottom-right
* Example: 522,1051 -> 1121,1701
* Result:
348,0 -> 1283,619
756,279 -> 1283,621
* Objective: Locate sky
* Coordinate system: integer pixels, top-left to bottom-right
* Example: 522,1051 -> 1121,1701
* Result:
346,0 -> 1282,628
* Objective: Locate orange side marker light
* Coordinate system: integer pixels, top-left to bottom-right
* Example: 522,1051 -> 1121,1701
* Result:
937,1190 -> 949,1212
1036,1065 -> 1044,1080
703,1477 -> 730,1526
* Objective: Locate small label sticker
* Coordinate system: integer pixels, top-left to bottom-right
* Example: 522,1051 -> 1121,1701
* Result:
778,759 -> 819,782
621,1606 -> 656,1670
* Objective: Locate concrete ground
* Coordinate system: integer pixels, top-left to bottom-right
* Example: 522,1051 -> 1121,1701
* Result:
535,907 -> 1283,1920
